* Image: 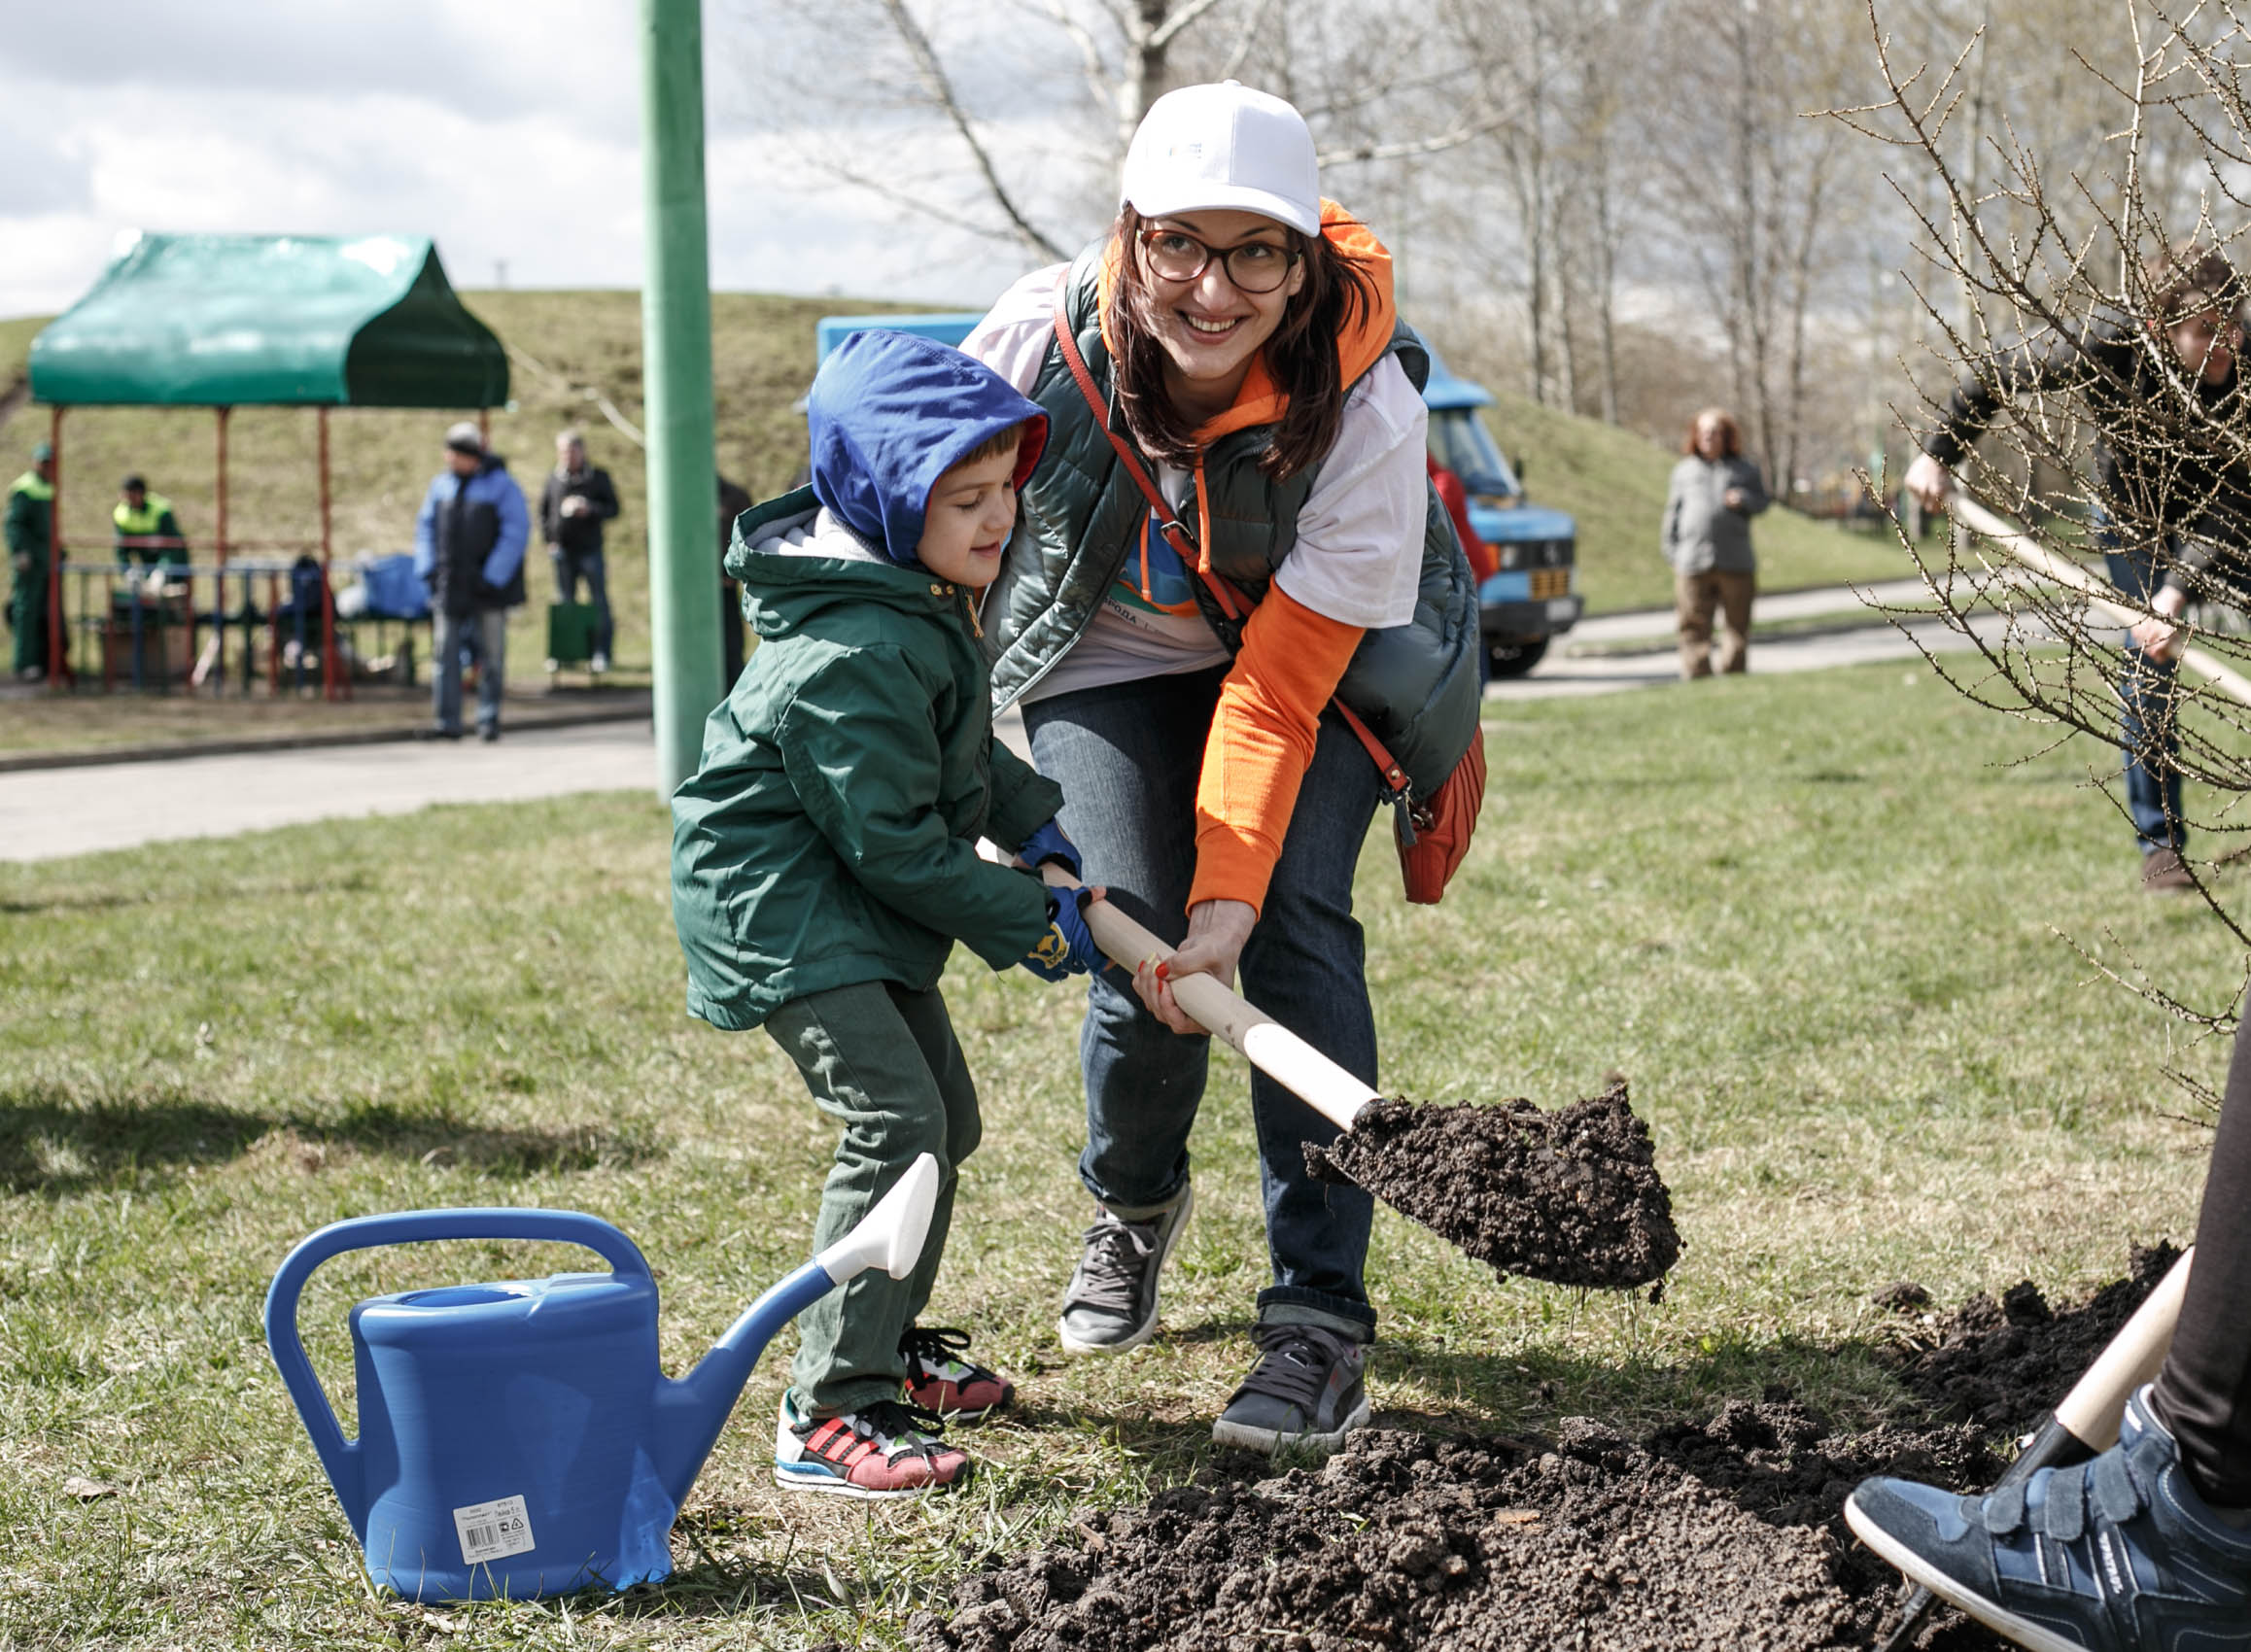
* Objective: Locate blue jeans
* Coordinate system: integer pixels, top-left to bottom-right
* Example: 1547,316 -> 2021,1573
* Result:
433,608 -> 506,736
2098,525 -> 2251,854
551,546 -> 613,659
1023,665 -> 1384,1337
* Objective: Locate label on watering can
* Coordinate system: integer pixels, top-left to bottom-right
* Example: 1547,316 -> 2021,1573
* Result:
451,1495 -> 537,1566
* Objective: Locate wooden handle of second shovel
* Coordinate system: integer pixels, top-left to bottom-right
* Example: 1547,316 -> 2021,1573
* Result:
1040,866 -> 1380,1133
2052,1246 -> 2195,1450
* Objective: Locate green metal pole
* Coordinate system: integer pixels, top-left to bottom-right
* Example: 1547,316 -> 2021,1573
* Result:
640,0 -> 722,795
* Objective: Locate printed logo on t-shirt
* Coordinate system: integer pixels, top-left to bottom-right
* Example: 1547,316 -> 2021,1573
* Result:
1114,508 -> 1201,617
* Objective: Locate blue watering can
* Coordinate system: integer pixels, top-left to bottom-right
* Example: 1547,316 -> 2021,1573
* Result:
264,1153 -> 939,1602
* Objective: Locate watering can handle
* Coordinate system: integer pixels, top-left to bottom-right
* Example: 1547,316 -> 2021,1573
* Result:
261,1208 -> 653,1527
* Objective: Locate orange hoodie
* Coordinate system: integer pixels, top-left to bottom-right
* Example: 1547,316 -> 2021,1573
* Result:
1101,202 -> 1403,915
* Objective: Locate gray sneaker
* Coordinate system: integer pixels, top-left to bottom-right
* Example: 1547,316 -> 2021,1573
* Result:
1211,1323 -> 1371,1454
1056,1187 -> 1194,1356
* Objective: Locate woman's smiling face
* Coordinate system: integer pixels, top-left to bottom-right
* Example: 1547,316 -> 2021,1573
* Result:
1135,209 -> 1307,422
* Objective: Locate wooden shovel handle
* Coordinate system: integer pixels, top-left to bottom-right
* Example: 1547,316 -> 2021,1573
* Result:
2053,1246 -> 2194,1450
1949,495 -> 2251,705
1041,865 -> 1378,1132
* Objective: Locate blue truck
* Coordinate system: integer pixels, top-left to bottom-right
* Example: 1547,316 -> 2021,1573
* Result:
814,315 -> 1580,677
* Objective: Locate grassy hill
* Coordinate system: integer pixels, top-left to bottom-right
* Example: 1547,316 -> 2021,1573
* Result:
0,294 -> 1914,676
1475,390 -> 1916,613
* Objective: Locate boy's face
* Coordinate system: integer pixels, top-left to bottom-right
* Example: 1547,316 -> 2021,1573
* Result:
916,442 -> 1020,589
2164,296 -> 2240,384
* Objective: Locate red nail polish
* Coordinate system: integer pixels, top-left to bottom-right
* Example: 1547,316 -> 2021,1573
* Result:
1154,960 -> 1169,981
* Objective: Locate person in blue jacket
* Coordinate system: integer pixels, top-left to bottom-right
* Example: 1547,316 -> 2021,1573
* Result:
413,421 -> 529,742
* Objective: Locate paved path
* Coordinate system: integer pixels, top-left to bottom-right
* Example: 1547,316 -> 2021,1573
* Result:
0,580 -> 2033,860
1489,575 -> 2000,701
0,720 -> 655,863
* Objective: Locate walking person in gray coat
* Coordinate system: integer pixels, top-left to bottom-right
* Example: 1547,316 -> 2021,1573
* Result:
1662,407 -> 1770,678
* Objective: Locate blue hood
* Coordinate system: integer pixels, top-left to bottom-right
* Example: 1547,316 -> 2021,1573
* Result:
806,329 -> 1048,566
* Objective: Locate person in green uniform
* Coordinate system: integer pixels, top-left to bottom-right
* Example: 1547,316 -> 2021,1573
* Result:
6,441 -> 56,680
112,475 -> 188,569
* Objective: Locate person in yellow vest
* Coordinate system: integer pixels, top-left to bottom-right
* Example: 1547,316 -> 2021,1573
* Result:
113,475 -> 188,570
5,441 -> 55,679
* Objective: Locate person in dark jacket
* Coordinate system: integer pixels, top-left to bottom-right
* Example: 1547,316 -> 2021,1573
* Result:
671,329 -> 1099,1499
537,430 -> 620,672
1905,241 -> 2251,892
413,422 -> 529,741
1662,407 -> 1769,679
6,441 -> 55,680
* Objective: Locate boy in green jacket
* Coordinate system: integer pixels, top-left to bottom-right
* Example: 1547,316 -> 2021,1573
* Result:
672,329 -> 1098,1498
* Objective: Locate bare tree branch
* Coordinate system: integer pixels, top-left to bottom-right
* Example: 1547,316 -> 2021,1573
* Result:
879,0 -> 1073,259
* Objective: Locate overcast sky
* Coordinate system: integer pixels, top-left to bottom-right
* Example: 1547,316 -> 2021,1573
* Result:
0,0 -> 1048,322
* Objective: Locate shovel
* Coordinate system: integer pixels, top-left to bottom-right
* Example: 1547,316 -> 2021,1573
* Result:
1046,869 -> 1679,1291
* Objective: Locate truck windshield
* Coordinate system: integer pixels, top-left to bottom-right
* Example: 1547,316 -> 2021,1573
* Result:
1428,409 -> 1520,499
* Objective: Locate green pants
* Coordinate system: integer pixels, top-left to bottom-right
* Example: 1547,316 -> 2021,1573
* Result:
9,576 -> 47,674
765,978 -> 980,1415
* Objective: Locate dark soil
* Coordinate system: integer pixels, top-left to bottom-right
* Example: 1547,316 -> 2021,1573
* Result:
1883,1240 -> 2182,1433
914,1249 -> 2184,1652
1305,1082 -> 1680,1293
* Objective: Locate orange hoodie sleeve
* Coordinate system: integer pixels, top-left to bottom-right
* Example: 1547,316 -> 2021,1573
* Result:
1190,585 -> 1365,914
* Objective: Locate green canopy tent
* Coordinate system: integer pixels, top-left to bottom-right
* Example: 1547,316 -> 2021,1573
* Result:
25,232 -> 508,697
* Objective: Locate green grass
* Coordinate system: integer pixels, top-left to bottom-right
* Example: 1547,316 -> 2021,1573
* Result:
1,659 -> 2240,1648
1478,390 -> 1920,613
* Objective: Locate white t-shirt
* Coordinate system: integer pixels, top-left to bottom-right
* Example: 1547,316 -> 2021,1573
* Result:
958,263 -> 1429,704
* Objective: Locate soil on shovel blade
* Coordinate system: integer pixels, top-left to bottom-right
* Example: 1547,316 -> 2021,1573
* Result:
1305,1082 -> 1680,1293
910,1248 -> 2181,1652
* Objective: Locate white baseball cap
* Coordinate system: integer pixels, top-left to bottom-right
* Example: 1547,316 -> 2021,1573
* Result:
1121,81 -> 1321,239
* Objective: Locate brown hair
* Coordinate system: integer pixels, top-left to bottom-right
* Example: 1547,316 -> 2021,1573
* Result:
952,422 -> 1024,470
1107,206 -> 1378,482
2145,239 -> 2244,325
1682,407 -> 1742,459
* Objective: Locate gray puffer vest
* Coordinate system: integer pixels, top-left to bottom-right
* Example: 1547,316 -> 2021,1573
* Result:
981,248 -> 1480,800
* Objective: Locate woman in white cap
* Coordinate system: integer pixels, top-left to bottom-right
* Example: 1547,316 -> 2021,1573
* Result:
960,81 -> 1478,1452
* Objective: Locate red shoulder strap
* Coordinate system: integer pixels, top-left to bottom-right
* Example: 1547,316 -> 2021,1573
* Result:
1048,293 -> 1411,797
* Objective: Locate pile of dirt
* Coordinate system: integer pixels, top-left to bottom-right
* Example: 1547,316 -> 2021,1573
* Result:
1306,1083 -> 1680,1293
1885,1240 -> 2182,1432
913,1253 -> 2192,1651
911,1412 -> 2003,1652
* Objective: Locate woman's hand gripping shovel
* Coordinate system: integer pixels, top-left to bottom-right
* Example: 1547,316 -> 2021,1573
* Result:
1043,868 -> 1680,1293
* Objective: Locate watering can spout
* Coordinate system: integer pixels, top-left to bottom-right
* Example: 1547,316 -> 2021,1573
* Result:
653,1153 -> 941,1503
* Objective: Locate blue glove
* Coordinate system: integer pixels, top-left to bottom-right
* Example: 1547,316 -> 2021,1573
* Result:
1021,886 -> 1102,981
1018,816 -> 1081,880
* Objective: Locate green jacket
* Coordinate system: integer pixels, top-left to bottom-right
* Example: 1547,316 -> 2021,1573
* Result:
6,472 -> 53,578
671,491 -> 1064,1031
114,495 -> 188,567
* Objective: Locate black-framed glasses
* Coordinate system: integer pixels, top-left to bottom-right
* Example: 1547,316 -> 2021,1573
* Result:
1137,226 -> 1300,294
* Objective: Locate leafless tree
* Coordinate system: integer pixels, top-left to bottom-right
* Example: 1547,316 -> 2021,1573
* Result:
1843,0 -> 2251,1029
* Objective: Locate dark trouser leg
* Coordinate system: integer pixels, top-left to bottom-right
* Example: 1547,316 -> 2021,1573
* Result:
1236,714 -> 1383,1336
579,551 -> 612,658
11,578 -> 48,674
2105,537 -> 2187,854
766,979 -> 979,1415
1023,667 -> 1381,1337
551,547 -> 577,604
2153,1010 -> 2251,1506
1023,670 -> 1219,1220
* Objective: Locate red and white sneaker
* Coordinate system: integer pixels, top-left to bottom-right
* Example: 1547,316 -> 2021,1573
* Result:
899,1325 -> 1015,1423
773,1393 -> 969,1499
